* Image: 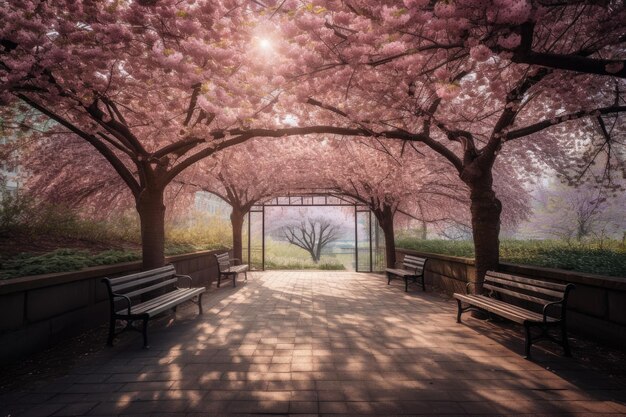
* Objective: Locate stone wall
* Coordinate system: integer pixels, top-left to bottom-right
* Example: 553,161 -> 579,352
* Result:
0,250 -> 224,364
396,248 -> 626,348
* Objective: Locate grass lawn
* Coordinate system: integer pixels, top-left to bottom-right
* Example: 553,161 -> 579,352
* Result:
263,239 -> 346,270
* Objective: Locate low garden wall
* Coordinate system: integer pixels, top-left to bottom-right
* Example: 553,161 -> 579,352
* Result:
0,250 -> 224,365
397,248 -> 626,348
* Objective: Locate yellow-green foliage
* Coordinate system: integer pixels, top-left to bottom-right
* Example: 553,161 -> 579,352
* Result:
0,203 -> 233,278
165,216 -> 231,252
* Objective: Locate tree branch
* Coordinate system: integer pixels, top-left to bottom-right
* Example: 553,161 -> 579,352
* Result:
17,94 -> 141,196
505,105 -> 626,140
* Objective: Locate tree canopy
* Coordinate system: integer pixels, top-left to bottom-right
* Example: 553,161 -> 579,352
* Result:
1,0 -> 624,276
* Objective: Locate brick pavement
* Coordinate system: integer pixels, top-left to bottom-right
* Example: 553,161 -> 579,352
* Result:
1,271 -> 625,416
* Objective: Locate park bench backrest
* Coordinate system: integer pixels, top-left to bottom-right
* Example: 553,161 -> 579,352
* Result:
484,271 -> 573,315
102,265 -> 178,299
215,252 -> 232,273
402,255 -> 426,274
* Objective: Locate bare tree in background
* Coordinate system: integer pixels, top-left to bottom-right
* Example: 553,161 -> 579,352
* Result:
280,217 -> 341,263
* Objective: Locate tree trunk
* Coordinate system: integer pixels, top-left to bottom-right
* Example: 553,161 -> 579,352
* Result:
468,182 -> 502,291
230,206 -> 246,262
381,219 -> 396,268
315,238 -> 322,262
374,205 -> 396,268
136,188 -> 166,271
420,220 -> 428,240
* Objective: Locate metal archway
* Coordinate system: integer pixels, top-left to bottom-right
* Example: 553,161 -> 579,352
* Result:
242,192 -> 385,272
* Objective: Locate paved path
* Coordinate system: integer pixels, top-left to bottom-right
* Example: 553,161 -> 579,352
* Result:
2,271 -> 625,416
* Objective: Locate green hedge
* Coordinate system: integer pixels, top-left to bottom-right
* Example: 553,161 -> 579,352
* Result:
396,238 -> 626,278
0,249 -> 141,279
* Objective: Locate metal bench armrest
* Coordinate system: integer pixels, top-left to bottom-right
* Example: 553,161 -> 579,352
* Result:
543,283 -> 575,323
542,300 -> 564,323
229,258 -> 241,266
112,293 -> 132,316
466,280 -> 487,295
176,274 -> 193,288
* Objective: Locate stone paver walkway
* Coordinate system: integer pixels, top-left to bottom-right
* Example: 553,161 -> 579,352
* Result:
2,271 -> 625,416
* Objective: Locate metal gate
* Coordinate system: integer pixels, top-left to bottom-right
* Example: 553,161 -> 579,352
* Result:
243,192 -> 385,272
355,209 -> 385,272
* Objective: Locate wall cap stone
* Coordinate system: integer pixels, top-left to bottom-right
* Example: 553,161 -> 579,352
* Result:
397,247 -> 626,291
397,248 -> 475,265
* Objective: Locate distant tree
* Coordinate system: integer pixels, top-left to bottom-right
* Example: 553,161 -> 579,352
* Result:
530,182 -> 626,243
280,217 -> 342,263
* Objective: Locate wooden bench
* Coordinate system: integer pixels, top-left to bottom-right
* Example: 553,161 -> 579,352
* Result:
386,254 -> 427,292
215,252 -> 249,287
101,265 -> 205,348
454,271 -> 575,358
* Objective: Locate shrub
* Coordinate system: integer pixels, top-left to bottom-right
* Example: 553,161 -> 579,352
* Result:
0,189 -> 34,234
0,248 -> 141,279
165,216 -> 231,251
395,238 -> 626,277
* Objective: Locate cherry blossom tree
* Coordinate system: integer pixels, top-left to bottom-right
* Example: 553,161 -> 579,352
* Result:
1,1 -> 362,268
265,1 -> 626,280
174,138 -> 323,260
317,138 -> 463,267
0,1 -> 433,268
1,1 -> 269,268
4,0 -> 624,278
319,138 -> 529,267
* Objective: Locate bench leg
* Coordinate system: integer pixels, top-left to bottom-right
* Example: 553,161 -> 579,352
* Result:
561,322 -> 572,357
233,273 -> 237,287
244,271 -> 248,281
142,319 -> 149,349
217,274 -> 221,288
198,293 -> 204,315
524,322 -> 532,359
404,277 -> 409,292
107,317 -> 116,346
421,274 -> 426,292
456,299 -> 463,323
387,272 -> 392,285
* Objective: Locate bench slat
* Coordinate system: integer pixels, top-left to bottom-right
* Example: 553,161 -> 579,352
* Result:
486,276 -> 564,298
403,255 -> 425,261
120,288 -> 204,316
454,294 -> 556,324
112,271 -> 175,292
121,277 -> 178,299
403,263 -> 425,271
385,268 -> 419,276
138,289 -> 204,317
483,283 -> 553,306
399,255 -> 427,273
108,265 -> 175,286
486,271 -> 567,292
224,265 -> 249,273
404,257 -> 426,264
128,287 -> 195,312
